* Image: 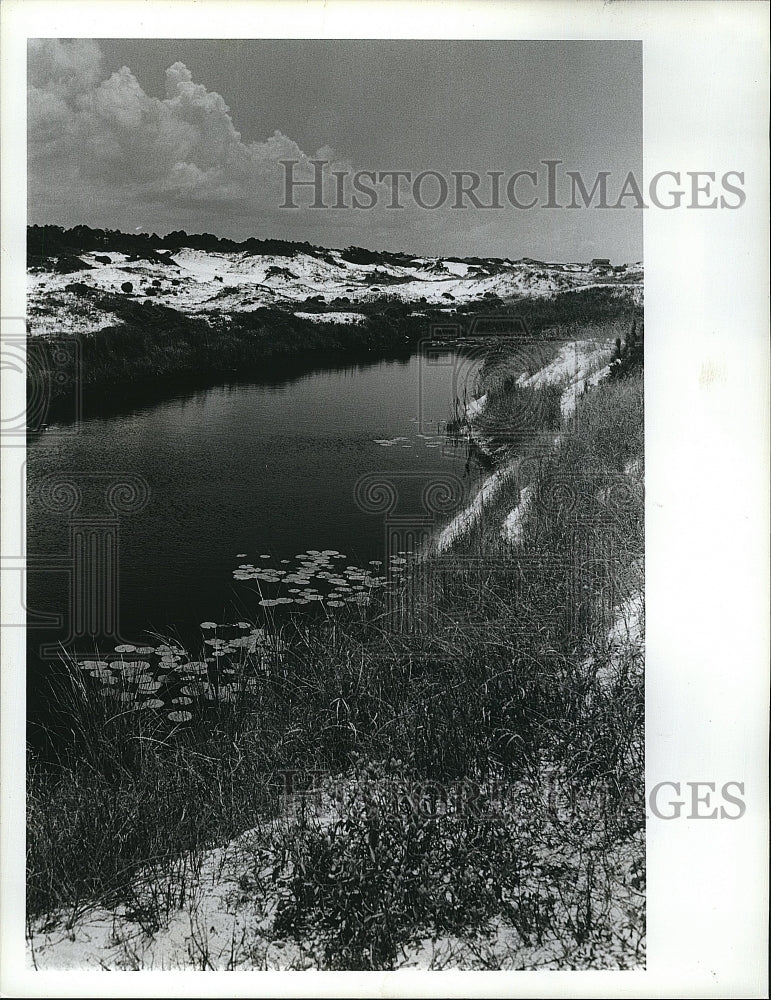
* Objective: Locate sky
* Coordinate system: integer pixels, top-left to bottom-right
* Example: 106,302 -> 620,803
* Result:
28,39 -> 643,261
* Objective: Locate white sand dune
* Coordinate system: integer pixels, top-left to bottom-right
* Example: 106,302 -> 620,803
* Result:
28,247 -> 642,335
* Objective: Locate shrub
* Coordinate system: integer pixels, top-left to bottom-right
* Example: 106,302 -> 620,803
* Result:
269,764 -> 520,969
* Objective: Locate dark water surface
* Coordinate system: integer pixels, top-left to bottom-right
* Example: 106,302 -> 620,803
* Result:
26,348 -> 484,731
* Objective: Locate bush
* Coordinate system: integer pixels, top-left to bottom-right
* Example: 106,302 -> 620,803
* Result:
269,763 -> 521,969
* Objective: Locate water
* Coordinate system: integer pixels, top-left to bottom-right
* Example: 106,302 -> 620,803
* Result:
26,348 -> 484,731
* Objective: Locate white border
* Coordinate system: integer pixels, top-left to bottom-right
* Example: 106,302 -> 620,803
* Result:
2,2 -> 769,996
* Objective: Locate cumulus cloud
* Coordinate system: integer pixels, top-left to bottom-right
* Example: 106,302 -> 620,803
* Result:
28,38 -> 103,94
28,39 -> 599,258
27,39 -> 350,231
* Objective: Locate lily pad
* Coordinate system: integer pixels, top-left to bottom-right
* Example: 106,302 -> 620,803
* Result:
183,662 -> 210,674
167,710 -> 193,723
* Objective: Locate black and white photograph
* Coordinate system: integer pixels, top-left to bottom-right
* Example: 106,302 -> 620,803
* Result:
1,1 -> 768,995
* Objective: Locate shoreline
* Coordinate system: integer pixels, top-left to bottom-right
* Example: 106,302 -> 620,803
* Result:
430,332 -> 623,554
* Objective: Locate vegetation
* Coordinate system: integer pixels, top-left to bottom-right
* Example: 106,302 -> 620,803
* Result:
29,294 -> 425,412
28,224 -> 431,271
456,286 -> 639,332
27,326 -> 644,968
32,223 -> 614,273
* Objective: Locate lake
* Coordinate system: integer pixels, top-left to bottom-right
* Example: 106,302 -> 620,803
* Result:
26,347 -> 486,734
